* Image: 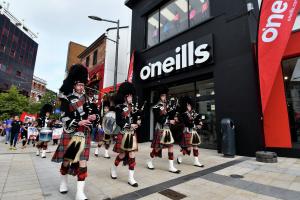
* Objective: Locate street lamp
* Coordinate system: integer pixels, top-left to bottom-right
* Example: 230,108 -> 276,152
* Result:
88,15 -> 120,92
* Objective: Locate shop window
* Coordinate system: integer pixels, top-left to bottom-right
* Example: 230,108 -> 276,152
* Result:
93,50 -> 98,65
189,0 -> 210,28
86,56 -> 90,67
146,0 -> 210,47
160,0 -> 188,42
282,57 -> 300,145
147,11 -> 159,47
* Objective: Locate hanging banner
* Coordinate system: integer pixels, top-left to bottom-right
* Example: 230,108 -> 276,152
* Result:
258,0 -> 299,111
127,50 -> 135,83
258,0 -> 300,147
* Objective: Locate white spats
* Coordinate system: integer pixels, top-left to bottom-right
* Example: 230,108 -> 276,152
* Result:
146,158 -> 154,170
36,149 -> 40,156
110,165 -> 117,179
59,175 -> 68,194
75,181 -> 87,200
128,170 -> 138,187
193,157 -> 204,167
104,149 -> 110,158
177,156 -> 182,164
168,160 -> 181,174
94,147 -> 99,157
41,150 -> 46,158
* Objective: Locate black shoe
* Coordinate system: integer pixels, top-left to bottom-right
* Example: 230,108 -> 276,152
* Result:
60,191 -> 68,194
169,169 -> 181,174
128,182 -> 138,187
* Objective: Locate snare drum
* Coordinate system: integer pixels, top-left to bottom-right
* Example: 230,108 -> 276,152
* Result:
39,127 -> 53,142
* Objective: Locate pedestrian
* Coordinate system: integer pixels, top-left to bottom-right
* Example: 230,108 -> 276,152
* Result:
51,64 -> 100,199
0,122 -> 4,137
36,104 -> 54,158
4,117 -> 13,144
10,115 -> 22,150
94,100 -> 113,159
21,119 -> 29,149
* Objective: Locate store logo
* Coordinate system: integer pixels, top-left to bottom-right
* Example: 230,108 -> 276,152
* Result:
140,41 -> 210,80
261,1 -> 288,43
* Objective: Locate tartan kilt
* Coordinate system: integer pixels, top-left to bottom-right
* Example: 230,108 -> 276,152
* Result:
113,132 -> 138,153
179,132 -> 193,148
51,129 -> 91,163
151,129 -> 173,149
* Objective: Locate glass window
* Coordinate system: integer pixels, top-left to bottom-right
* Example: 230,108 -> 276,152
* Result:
160,0 -> 188,42
147,11 -> 159,47
189,0 -> 210,27
293,14 -> 300,31
86,56 -> 90,67
282,57 -> 300,145
93,50 -> 98,65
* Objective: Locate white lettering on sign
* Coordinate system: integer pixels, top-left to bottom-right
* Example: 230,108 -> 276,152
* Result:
140,41 -> 210,80
262,1 -> 288,43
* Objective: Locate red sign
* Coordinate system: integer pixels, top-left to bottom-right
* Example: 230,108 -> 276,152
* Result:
258,0 -> 300,147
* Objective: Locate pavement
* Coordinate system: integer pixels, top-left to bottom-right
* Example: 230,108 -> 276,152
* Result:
0,136 -> 300,200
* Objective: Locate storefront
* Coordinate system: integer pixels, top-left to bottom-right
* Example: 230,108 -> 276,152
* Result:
126,0 -> 264,156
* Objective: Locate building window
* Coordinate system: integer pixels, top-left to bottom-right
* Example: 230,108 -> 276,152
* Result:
147,11 -> 159,47
147,0 -> 211,47
189,0 -> 210,27
160,0 -> 188,42
86,56 -> 90,67
93,50 -> 98,65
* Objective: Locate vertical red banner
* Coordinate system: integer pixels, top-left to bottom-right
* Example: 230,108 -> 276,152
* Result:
127,50 -> 135,83
258,0 -> 300,147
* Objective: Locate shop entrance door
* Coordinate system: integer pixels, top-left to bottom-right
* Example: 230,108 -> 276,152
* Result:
196,97 -> 217,149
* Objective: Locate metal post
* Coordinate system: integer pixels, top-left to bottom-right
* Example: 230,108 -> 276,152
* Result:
113,19 -> 120,92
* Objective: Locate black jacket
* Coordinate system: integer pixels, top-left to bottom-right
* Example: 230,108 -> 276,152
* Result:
60,93 -> 100,133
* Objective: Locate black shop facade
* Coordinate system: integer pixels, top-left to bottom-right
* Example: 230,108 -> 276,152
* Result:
125,0 -> 264,156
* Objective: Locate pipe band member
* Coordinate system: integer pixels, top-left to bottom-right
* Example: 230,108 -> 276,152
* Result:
51,64 -> 100,200
94,100 -> 113,158
177,96 -> 204,167
147,86 -> 181,174
110,82 -> 142,187
36,104 -> 53,158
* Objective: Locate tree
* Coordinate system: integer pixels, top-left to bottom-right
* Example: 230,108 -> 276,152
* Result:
0,86 -> 29,120
26,91 -> 58,115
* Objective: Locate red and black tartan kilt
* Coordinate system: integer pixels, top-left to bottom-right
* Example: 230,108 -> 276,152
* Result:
151,129 -> 173,149
113,132 -> 138,153
51,127 -> 91,163
179,132 -> 193,148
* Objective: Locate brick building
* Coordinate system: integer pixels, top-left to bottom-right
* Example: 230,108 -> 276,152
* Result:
0,6 -> 38,96
65,41 -> 86,76
30,75 -> 46,102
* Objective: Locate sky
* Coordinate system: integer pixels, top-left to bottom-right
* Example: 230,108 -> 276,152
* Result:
4,0 -> 132,92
